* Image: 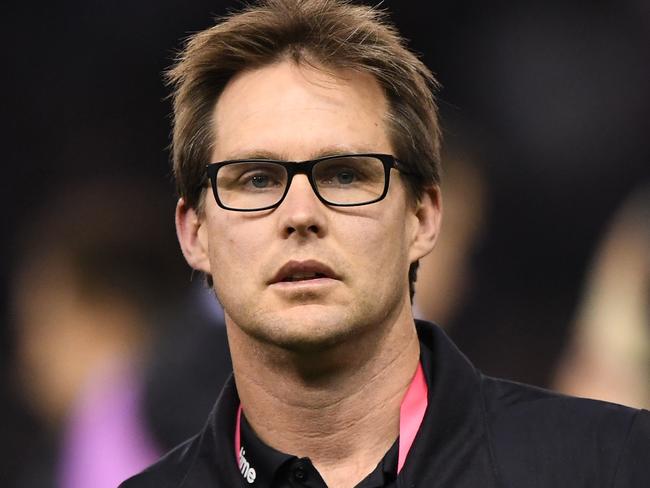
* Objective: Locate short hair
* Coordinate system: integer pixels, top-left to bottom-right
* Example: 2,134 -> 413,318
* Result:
167,0 -> 442,298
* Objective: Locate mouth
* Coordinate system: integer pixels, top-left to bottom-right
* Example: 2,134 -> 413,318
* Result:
281,272 -> 328,282
269,260 -> 339,285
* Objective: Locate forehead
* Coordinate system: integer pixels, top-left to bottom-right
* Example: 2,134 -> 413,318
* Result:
211,61 -> 392,161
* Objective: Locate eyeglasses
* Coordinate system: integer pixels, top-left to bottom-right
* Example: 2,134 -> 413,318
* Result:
205,153 -> 409,212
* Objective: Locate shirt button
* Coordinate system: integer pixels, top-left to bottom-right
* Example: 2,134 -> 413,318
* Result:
293,465 -> 307,481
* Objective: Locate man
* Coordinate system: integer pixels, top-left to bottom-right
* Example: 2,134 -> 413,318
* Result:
121,1 -> 649,486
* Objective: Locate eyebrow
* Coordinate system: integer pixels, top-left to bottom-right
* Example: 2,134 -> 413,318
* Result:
220,145 -> 379,162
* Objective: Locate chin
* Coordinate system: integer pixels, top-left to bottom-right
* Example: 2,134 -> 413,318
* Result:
241,307 -> 372,354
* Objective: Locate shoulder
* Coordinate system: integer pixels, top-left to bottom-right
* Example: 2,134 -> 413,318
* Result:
481,375 -> 641,436
118,434 -> 201,488
481,375 -> 650,486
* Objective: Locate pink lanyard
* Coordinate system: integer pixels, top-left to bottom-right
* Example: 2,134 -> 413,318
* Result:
234,361 -> 428,474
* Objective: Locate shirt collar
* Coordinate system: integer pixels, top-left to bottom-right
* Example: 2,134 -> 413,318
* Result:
397,321 -> 498,486
239,412 -> 398,487
199,321 -> 498,486
238,413 -> 292,486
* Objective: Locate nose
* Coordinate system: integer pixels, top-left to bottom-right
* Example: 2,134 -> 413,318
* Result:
277,174 -> 327,238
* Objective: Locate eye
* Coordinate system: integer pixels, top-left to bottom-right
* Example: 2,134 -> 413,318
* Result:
250,173 -> 272,188
234,164 -> 285,190
318,164 -> 365,187
216,162 -> 286,200
334,169 -> 356,185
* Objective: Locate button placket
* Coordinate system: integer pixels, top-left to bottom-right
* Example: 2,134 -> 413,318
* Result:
293,466 -> 306,481
288,459 -> 315,487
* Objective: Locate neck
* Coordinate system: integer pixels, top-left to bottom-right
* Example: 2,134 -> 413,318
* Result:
227,307 -> 420,488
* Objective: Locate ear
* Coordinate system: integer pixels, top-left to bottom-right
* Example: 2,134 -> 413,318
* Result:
408,185 -> 443,262
175,198 -> 212,274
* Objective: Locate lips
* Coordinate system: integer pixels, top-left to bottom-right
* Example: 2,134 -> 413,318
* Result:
269,260 -> 339,284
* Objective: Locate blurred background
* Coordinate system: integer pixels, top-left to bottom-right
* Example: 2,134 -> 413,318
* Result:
1,0 -> 648,486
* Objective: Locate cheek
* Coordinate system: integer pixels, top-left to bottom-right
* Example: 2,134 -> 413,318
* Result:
208,218 -> 267,279
342,214 -> 409,270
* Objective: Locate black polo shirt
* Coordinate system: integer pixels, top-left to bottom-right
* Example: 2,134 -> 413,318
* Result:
239,413 -> 398,487
121,320 -> 650,487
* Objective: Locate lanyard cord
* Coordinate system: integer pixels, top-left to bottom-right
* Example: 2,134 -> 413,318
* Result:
234,362 -> 428,475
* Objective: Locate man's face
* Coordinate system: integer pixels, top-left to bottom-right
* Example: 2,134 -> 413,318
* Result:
181,60 -> 439,351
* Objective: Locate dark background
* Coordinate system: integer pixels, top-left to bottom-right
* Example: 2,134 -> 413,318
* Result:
1,0 -> 648,483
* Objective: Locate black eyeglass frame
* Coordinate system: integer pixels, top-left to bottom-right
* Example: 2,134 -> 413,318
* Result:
205,153 -> 410,212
